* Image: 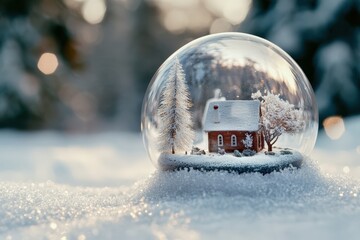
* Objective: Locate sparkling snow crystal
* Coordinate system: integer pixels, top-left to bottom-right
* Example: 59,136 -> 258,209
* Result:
1,160 -> 360,239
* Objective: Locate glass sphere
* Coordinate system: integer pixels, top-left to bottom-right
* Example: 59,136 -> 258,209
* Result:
141,32 -> 318,167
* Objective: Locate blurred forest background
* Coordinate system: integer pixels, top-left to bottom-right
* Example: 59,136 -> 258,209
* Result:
0,0 -> 359,132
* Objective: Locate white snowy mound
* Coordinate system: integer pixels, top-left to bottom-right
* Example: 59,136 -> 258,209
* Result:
159,150 -> 303,174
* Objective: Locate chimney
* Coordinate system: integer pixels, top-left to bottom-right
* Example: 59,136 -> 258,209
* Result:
213,105 -> 220,123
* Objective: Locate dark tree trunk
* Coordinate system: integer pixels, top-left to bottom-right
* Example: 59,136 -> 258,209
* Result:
267,141 -> 272,152
171,129 -> 176,154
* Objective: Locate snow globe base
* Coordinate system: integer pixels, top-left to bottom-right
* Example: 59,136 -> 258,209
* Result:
159,148 -> 303,174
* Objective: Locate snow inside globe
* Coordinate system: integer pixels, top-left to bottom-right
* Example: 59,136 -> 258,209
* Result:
141,32 -> 318,174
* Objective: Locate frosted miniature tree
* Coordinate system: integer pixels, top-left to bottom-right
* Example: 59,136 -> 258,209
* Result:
158,58 -> 194,154
252,91 -> 304,152
242,133 -> 253,149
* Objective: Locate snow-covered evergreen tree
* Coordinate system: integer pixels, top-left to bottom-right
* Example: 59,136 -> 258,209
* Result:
252,91 -> 304,152
158,58 -> 194,154
242,133 -> 253,149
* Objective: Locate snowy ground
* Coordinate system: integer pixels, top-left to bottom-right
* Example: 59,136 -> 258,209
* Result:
0,116 -> 359,239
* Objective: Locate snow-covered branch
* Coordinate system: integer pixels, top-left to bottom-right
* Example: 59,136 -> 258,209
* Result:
252,90 -> 304,151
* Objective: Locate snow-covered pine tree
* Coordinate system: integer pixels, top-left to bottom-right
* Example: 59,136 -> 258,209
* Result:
242,133 -> 253,149
252,91 -> 304,152
158,58 -> 194,154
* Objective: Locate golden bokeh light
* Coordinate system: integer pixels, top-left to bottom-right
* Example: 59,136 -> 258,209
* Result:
156,0 -> 237,33
204,0 -> 252,25
37,52 -> 59,75
222,0 -> 252,25
163,10 -> 189,34
323,116 -> 346,140
81,0 -> 106,24
209,18 -> 233,34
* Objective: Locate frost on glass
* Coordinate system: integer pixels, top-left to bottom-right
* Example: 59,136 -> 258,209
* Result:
141,33 -> 318,168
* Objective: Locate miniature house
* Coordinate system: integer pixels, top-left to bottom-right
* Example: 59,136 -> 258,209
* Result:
203,100 -> 264,153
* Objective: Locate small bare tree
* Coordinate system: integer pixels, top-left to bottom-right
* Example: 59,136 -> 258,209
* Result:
158,58 -> 194,154
252,91 -> 304,152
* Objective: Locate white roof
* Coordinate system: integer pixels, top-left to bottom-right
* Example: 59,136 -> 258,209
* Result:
203,100 -> 261,132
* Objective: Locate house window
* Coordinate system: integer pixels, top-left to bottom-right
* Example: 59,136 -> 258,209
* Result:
231,135 -> 237,146
217,134 -> 224,146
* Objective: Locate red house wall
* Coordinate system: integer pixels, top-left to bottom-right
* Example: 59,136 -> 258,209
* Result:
208,131 -> 264,153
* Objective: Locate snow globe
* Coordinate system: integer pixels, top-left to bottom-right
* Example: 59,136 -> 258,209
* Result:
141,32 -> 318,174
